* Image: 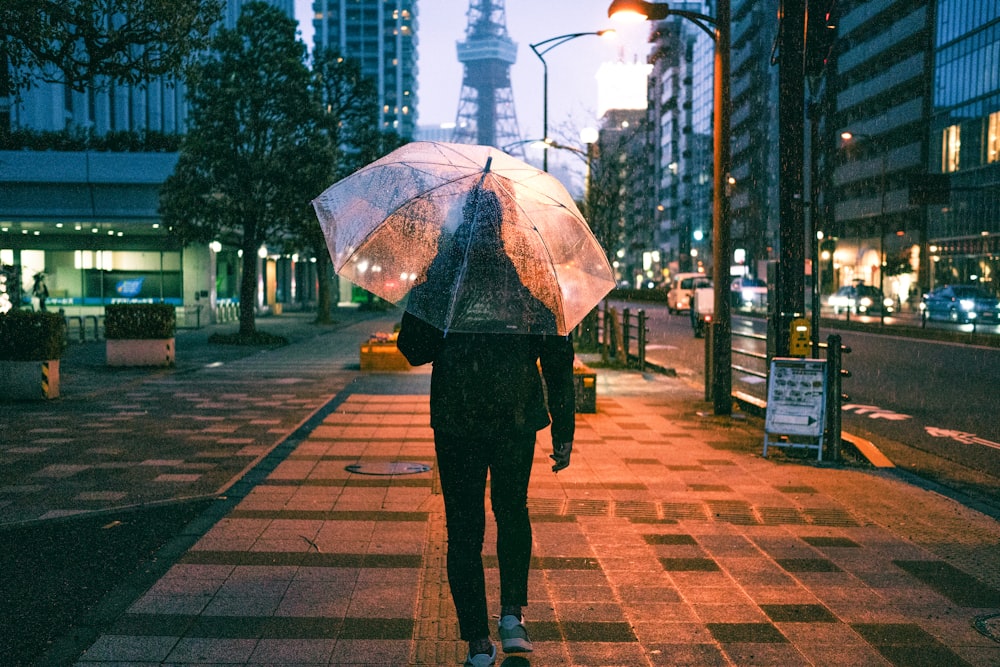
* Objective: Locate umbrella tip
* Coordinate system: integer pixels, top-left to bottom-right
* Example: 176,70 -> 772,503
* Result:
484,156 -> 492,174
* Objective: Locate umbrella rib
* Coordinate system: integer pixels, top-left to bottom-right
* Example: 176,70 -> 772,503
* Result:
441,160 -> 493,335
348,169 -> 484,261
490,178 -> 569,333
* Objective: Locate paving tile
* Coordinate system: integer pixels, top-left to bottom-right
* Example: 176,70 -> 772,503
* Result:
648,642 -> 732,666
893,559 -> 1000,608
660,557 -> 721,571
707,622 -> 788,643
78,634 -> 180,662
560,620 -> 638,642
775,557 -> 842,572
165,639 -> 254,665
759,603 -> 838,623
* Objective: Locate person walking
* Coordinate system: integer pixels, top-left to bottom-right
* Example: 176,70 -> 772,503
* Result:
397,186 -> 576,667
32,272 -> 49,312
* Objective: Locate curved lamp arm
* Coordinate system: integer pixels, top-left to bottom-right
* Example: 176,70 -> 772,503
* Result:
528,30 -> 613,172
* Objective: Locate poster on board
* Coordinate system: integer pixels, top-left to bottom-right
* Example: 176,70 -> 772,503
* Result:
764,358 -> 827,439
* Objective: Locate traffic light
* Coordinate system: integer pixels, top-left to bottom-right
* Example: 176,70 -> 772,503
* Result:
805,0 -> 837,78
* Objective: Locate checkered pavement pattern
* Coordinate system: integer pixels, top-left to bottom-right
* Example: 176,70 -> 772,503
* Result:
72,368 -> 1000,666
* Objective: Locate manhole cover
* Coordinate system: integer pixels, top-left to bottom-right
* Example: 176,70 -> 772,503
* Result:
345,462 -> 431,476
975,614 -> 1000,643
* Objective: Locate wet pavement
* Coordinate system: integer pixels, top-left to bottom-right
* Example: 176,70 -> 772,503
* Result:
2,307 -> 999,666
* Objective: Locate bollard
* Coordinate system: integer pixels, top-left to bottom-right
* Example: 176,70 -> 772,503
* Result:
825,334 -> 852,461
637,310 -> 647,372
601,304 -> 611,362
622,308 -> 631,361
704,322 -> 714,402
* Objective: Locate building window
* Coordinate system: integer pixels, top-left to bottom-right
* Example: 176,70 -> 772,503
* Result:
988,110 -> 1000,164
942,124 -> 961,172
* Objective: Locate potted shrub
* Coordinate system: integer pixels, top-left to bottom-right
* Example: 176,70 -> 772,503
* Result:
105,303 -> 176,367
0,310 -> 66,399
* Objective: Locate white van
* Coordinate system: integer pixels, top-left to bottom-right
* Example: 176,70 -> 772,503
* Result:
666,272 -> 709,314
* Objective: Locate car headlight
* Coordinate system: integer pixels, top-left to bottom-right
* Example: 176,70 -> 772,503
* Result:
883,298 -> 894,308
860,297 -> 872,307
960,299 -> 975,311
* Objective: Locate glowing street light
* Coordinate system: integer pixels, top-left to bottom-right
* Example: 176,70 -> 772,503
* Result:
530,30 -> 615,172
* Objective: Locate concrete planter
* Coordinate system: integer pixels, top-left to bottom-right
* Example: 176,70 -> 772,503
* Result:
359,341 -> 410,371
106,338 -> 175,367
0,359 -> 60,399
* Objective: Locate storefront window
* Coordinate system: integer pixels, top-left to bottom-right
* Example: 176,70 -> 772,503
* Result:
4,248 -> 183,309
988,110 -> 1000,163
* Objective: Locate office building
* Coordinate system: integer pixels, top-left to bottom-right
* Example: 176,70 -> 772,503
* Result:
646,2 -> 716,280
1,0 -> 305,320
925,0 -> 1000,291
311,0 -> 419,138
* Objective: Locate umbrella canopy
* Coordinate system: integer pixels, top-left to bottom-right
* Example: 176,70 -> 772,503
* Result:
312,141 -> 615,336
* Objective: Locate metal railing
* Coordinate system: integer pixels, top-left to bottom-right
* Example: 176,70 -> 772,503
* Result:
621,307 -> 648,372
63,314 -> 102,342
216,302 -> 239,323
583,302 -> 649,372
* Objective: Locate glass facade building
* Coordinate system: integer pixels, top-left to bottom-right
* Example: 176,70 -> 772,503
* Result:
729,0 -> 780,281
646,2 -> 716,279
311,0 -> 419,138
824,0 -> 935,307
927,1 -> 1000,290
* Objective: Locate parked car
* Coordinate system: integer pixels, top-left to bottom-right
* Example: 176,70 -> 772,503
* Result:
666,272 -> 709,314
828,284 -> 895,315
731,276 -> 768,312
920,285 -> 1000,323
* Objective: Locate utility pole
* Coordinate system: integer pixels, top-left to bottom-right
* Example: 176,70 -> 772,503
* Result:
777,0 -> 807,356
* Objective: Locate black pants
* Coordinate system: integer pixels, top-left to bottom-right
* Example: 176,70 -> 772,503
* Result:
434,429 -> 536,641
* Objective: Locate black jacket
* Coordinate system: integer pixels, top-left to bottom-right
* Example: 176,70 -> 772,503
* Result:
397,311 -> 575,443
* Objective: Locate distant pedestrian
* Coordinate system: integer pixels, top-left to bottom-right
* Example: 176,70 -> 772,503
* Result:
32,273 -> 48,312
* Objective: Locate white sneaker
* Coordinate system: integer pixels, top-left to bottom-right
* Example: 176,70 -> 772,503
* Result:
463,644 -> 496,666
498,615 -> 533,653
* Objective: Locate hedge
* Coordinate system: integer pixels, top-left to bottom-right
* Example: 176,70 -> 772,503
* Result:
0,311 -> 67,360
104,303 -> 177,340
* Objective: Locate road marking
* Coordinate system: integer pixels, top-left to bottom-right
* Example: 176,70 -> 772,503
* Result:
842,404 -> 912,420
925,427 -> 1000,451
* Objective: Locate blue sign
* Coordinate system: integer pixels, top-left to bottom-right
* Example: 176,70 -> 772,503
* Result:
116,277 -> 145,297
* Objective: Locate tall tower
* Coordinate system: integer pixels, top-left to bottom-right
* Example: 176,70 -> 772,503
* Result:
451,0 -> 522,150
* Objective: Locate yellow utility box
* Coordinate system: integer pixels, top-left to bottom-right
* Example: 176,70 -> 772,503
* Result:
359,333 -> 411,371
789,318 -> 812,357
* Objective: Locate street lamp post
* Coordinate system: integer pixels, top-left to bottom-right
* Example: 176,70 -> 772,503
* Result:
841,131 -> 887,325
530,31 -> 613,173
608,0 -> 732,415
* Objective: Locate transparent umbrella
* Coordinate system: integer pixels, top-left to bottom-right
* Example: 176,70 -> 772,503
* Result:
312,141 -> 615,336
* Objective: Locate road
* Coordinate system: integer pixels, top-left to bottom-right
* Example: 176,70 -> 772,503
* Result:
615,300 -> 1000,514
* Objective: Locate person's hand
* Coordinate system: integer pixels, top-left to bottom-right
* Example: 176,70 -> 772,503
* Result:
550,442 -> 572,472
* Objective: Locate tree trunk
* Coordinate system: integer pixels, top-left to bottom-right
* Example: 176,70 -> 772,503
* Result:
314,250 -> 333,324
239,240 -> 258,337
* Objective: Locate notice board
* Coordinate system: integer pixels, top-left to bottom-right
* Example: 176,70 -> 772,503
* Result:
763,358 -> 828,459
